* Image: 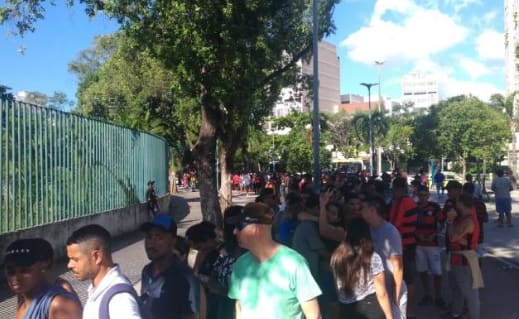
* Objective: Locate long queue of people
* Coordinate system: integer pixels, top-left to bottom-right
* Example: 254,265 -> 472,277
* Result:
4,170 -> 490,319
234,172 -> 486,319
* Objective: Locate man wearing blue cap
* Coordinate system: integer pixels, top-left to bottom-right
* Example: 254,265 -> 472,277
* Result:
140,213 -> 194,319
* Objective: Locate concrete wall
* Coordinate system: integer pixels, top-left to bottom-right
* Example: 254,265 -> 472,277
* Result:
0,195 -> 171,265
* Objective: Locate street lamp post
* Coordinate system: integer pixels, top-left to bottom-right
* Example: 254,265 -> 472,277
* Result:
360,82 -> 378,177
311,0 -> 321,193
271,129 -> 276,175
375,61 -> 384,112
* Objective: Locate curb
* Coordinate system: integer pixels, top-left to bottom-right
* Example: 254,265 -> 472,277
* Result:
482,246 -> 519,270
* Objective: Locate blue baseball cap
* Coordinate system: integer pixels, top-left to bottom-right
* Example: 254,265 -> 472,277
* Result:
141,213 -> 177,236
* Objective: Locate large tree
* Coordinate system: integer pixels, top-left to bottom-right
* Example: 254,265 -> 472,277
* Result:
489,92 -> 518,171
328,111 -> 360,158
380,118 -> 414,170
1,1 -> 339,225
437,96 -> 511,175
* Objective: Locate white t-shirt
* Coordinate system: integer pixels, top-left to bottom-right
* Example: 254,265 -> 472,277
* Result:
83,265 -> 142,319
337,252 -> 384,304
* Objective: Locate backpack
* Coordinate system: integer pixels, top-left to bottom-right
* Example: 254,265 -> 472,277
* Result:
99,283 -> 139,319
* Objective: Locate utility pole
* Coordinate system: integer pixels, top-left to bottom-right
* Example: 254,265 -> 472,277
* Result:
360,82 -> 378,177
375,61 -> 384,175
312,0 -> 321,193
375,61 -> 384,112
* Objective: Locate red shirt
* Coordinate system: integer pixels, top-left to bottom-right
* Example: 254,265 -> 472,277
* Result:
449,210 -> 480,266
415,201 -> 444,247
389,196 -> 417,247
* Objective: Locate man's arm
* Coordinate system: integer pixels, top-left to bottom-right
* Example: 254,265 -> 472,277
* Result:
49,295 -> 82,319
389,255 -> 404,304
199,283 -> 207,319
319,190 -> 346,242
373,272 -> 394,319
448,218 -> 474,243
300,298 -> 322,319
109,293 -> 142,319
235,301 -> 242,319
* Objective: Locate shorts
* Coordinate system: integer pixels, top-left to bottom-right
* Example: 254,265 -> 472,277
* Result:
415,246 -> 442,275
495,197 -> 512,214
403,246 -> 417,285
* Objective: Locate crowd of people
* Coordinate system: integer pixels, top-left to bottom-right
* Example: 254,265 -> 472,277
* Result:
5,167 -> 513,319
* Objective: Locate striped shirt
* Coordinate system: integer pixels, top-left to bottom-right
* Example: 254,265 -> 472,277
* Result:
389,196 -> 417,247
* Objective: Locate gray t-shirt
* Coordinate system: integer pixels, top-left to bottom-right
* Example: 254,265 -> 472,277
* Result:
491,176 -> 513,199
370,221 -> 404,298
292,221 -> 325,278
337,252 -> 384,304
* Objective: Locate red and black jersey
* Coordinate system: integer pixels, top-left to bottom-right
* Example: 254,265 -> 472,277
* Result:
415,201 -> 445,247
449,211 -> 480,266
389,196 -> 417,247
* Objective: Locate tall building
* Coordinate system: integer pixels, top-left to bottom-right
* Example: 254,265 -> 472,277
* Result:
272,41 -> 340,117
505,0 -> 519,95
401,71 -> 439,110
505,0 -> 519,175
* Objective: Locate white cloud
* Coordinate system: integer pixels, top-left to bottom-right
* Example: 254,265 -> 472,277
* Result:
440,78 -> 502,101
443,0 -> 482,13
459,57 -> 491,79
341,0 -> 468,65
477,30 -> 504,61
482,10 -> 498,25
405,57 -> 500,101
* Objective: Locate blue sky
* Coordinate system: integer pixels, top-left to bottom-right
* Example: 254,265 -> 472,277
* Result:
0,0 -> 505,106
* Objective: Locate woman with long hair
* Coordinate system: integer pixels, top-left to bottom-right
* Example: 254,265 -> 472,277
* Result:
331,219 -> 393,319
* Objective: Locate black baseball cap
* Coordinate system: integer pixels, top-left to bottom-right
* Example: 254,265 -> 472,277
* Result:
4,238 -> 53,267
226,202 -> 274,225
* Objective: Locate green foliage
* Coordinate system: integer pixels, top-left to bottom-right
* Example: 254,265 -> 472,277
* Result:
381,117 -> 414,169
327,111 -> 360,158
351,110 -> 388,151
19,91 -> 48,106
243,111 -> 331,173
489,92 -> 516,120
47,91 -> 74,110
69,33 -> 196,164
437,96 -> 511,163
409,104 -> 442,164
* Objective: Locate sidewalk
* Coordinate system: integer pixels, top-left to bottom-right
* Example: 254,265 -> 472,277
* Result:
431,188 -> 519,267
478,190 -> 519,268
0,190 -> 254,317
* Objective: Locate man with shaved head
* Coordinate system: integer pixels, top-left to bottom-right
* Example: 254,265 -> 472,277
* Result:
66,224 -> 142,319
228,202 -> 322,319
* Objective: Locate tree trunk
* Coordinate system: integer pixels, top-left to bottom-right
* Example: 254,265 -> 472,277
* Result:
461,157 -> 467,177
219,147 -> 233,212
192,99 -> 222,227
219,133 -> 241,212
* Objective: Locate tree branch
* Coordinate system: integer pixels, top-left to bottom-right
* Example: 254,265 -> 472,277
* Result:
261,43 -> 312,86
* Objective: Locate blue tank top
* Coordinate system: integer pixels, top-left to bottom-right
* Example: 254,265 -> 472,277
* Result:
23,284 -> 80,319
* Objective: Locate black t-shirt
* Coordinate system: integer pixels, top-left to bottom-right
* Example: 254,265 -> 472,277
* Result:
140,259 -> 193,319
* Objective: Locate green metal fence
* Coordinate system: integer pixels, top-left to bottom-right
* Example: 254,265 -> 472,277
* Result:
0,98 -> 169,234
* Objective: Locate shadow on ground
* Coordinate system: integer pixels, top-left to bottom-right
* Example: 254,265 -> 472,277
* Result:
168,195 -> 191,222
